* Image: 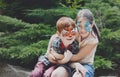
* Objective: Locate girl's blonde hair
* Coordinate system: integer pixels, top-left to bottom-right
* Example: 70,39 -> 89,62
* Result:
56,17 -> 75,33
76,9 -> 100,40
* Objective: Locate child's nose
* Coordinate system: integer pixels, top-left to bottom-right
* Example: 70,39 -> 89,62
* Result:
80,28 -> 86,33
68,31 -> 72,37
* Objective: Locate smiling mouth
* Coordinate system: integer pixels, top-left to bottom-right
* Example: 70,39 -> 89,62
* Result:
67,38 -> 73,40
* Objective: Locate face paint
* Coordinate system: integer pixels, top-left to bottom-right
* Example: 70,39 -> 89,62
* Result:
60,34 -> 75,47
61,29 -> 76,37
84,22 -> 92,32
76,21 -> 92,32
60,28 -> 76,46
76,21 -> 81,31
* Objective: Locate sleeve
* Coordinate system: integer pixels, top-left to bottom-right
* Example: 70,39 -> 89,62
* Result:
51,37 -> 64,54
38,55 -> 51,66
69,40 -> 79,54
46,34 -> 58,54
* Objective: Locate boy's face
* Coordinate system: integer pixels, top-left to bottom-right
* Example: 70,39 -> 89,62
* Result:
59,26 -> 76,46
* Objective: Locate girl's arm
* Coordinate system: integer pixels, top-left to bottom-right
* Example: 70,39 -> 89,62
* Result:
70,43 -> 98,62
47,38 -> 98,63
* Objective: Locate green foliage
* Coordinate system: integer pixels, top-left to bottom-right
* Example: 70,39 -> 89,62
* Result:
25,8 -> 77,24
104,6 -> 120,30
0,0 -> 7,11
1,0 -> 58,17
96,28 -> 120,72
0,37 -> 22,48
1,0 -> 24,17
94,56 -> 113,69
0,15 -> 55,67
19,40 -> 49,65
83,0 -> 120,30
59,0 -> 83,9
0,46 -> 23,62
0,15 -> 28,32
0,39 -> 49,67
0,0 -> 120,73
13,24 -> 54,42
22,40 -> 48,66
0,48 -> 9,60
97,29 -> 120,57
0,15 -> 55,48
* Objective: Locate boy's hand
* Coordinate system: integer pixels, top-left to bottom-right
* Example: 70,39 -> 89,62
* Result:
49,53 -> 56,60
46,52 -> 57,64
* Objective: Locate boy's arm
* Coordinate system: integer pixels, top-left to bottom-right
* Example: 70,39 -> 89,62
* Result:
47,49 -> 73,64
57,50 -> 73,64
45,34 -> 59,63
46,34 -> 56,54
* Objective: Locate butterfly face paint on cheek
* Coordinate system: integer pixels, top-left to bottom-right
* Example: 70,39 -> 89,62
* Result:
76,21 -> 92,32
84,22 -> 92,32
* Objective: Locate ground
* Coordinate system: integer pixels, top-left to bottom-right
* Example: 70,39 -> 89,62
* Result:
0,63 -> 31,77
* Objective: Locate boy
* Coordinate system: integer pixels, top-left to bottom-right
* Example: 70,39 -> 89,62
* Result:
29,17 -> 79,77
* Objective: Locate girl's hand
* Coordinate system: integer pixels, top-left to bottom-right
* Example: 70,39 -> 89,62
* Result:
57,50 -> 73,64
74,63 -> 87,77
64,50 -> 73,60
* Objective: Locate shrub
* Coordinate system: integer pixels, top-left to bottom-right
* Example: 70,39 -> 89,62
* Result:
24,8 -> 77,25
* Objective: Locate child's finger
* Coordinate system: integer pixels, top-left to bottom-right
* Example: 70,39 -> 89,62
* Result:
76,68 -> 79,72
49,54 -> 56,60
50,48 -> 55,53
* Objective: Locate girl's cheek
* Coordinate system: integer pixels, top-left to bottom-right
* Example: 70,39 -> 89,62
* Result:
76,32 -> 80,37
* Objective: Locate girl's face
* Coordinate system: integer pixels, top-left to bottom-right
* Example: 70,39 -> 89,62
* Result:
76,18 -> 92,39
59,26 -> 76,46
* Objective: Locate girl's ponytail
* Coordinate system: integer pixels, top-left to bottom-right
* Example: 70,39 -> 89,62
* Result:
93,21 -> 100,41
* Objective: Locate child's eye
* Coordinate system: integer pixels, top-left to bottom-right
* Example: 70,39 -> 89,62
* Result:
71,29 -> 76,33
61,30 -> 68,36
71,29 -> 76,35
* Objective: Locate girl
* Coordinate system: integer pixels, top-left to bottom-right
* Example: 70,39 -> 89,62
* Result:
47,9 -> 100,77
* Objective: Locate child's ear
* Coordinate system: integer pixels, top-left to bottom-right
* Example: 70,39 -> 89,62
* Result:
57,31 -> 60,36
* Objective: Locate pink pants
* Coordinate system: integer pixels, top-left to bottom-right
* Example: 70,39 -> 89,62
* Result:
29,61 -> 56,77
43,66 -> 56,77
